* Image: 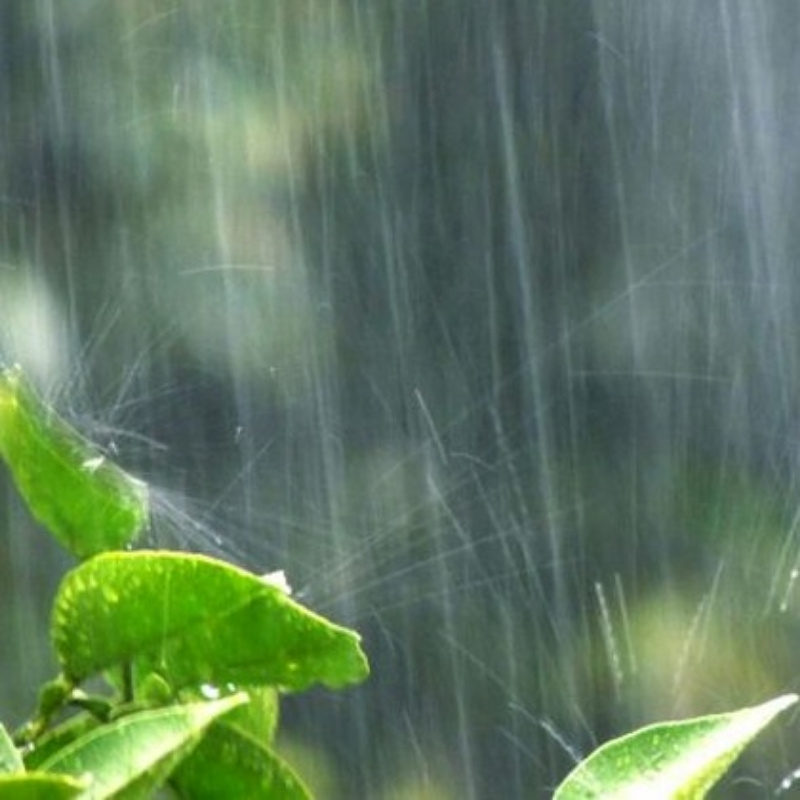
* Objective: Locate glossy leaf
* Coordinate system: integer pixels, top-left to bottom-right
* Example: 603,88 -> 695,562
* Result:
53,551 -> 369,692
0,773 -> 86,799
0,723 -> 23,773
0,365 -> 148,558
170,723 -> 310,799
24,714 -> 101,772
554,694 -> 798,799
38,695 -> 245,799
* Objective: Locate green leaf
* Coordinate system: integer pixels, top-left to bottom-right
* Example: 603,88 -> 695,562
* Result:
170,722 -> 311,799
38,695 -> 245,799
554,694 -> 798,799
185,685 -> 279,745
0,773 -> 86,798
0,365 -> 149,558
24,714 -> 101,772
52,551 -> 369,692
0,723 -> 23,773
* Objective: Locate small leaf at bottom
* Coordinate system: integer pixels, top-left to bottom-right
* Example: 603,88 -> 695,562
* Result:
0,723 -> 23,773
0,773 -> 86,798
170,723 -> 310,799
555,694 -> 798,799
38,695 -> 246,799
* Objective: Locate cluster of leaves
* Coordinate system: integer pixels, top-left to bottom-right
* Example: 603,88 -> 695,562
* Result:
0,365 -> 369,798
0,364 -> 797,797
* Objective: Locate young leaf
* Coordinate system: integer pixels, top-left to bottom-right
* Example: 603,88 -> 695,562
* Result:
0,723 -> 23,773
169,723 -> 311,799
52,551 -> 369,692
38,695 -> 246,799
0,773 -> 86,798
554,693 -> 798,799
0,365 -> 149,558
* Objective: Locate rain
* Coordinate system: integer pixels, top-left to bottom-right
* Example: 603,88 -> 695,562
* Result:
1,2 -> 800,797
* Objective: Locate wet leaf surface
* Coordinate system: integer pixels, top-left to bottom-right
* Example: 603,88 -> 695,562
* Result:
0,365 -> 149,558
38,695 -> 245,798
53,551 -> 369,692
170,722 -> 311,799
554,694 -> 798,799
